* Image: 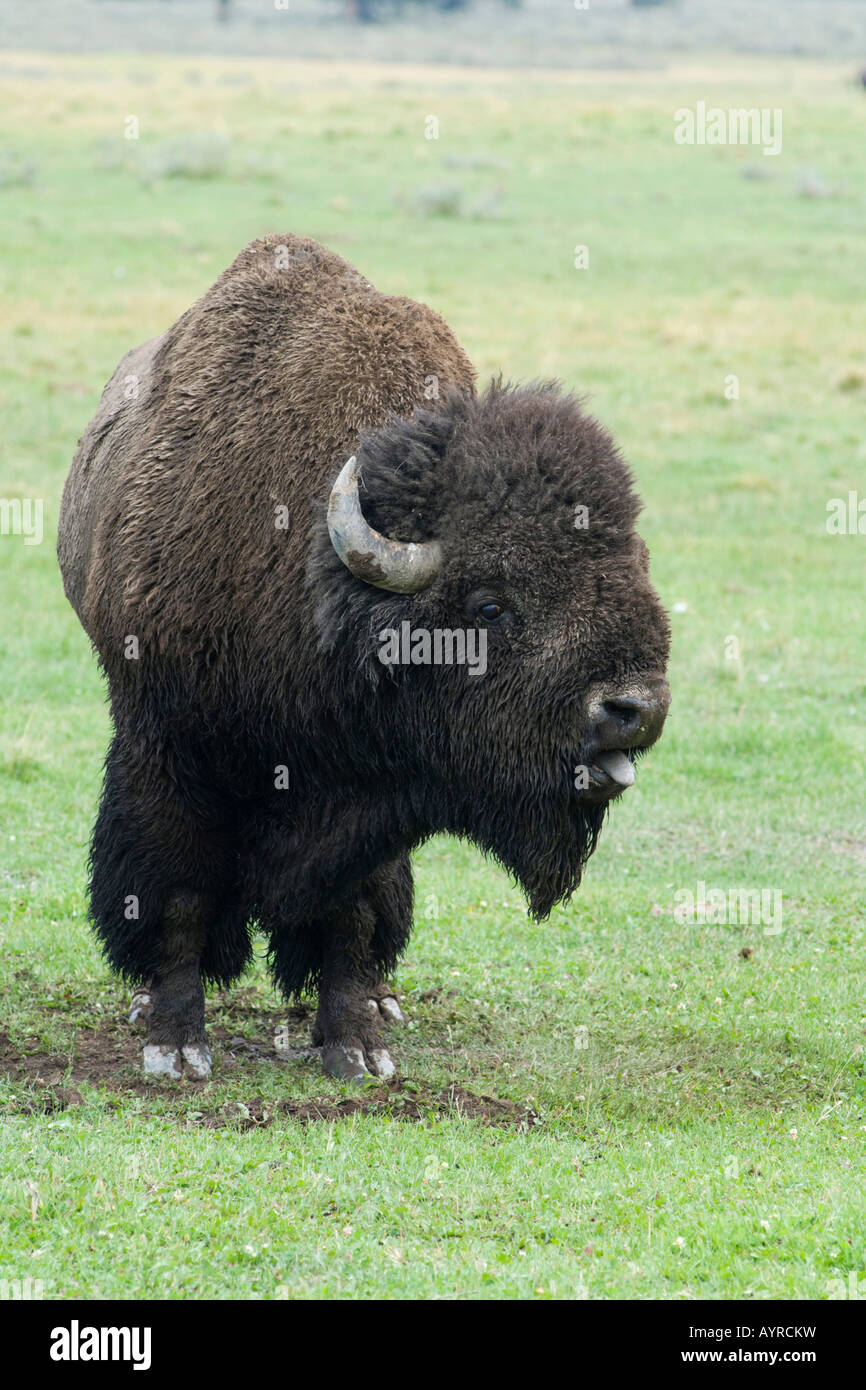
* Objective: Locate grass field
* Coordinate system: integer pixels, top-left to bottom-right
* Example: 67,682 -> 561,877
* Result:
0,50 -> 865,1301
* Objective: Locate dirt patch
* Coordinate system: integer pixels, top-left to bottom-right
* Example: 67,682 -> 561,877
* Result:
0,991 -> 317,1097
0,1027 -> 142,1090
0,1026 -> 537,1130
0,1012 -> 315,1095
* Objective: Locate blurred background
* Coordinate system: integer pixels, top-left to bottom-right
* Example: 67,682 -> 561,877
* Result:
1,0 -> 866,64
2,0 -> 866,64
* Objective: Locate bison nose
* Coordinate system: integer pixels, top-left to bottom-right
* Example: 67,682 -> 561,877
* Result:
586,679 -> 670,752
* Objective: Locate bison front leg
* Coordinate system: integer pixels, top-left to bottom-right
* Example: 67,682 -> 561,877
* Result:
311,905 -> 403,1082
139,891 -> 213,1081
310,855 -> 412,1080
266,854 -> 412,1081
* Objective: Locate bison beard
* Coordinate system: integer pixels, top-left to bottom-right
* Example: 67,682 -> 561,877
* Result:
58,234 -> 671,1083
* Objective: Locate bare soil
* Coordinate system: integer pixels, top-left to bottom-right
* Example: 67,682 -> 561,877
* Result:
0,995 -> 539,1130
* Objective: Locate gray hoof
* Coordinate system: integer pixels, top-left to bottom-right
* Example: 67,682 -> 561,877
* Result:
143,1043 -> 182,1079
368,1047 -> 396,1078
378,995 -> 405,1025
321,1043 -> 396,1082
322,1045 -> 369,1082
182,1042 -> 213,1079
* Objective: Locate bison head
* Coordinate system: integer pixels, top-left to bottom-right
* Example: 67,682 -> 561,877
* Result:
311,381 -> 670,919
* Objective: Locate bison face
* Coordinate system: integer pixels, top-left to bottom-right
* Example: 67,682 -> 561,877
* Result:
312,381 -> 671,918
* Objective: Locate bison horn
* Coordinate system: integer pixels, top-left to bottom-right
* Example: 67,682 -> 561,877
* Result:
327,455 -> 442,593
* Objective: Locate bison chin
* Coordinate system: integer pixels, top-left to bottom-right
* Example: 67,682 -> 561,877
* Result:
467,793 -> 609,922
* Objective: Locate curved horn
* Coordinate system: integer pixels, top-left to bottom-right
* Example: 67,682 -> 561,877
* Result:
327,455 -> 441,593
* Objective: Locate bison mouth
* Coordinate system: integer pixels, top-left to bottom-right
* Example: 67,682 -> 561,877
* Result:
584,747 -> 637,802
575,679 -> 671,807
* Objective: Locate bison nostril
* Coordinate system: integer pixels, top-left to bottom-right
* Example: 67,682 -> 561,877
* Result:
601,697 -> 646,736
586,683 -> 670,750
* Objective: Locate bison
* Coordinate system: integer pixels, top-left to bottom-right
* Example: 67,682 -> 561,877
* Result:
58,234 -> 671,1083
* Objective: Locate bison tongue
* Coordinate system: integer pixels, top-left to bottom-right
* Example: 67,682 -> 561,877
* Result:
594,750 -> 636,788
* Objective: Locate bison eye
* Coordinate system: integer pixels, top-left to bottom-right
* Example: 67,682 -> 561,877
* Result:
479,602 -> 504,621
466,592 -> 511,625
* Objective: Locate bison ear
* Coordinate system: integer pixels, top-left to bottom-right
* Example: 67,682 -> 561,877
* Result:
351,390 -> 468,544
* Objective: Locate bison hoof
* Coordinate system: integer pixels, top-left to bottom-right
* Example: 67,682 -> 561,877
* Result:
367,993 -> 405,1025
378,994 -> 405,1025
322,1043 -> 396,1083
142,1041 -> 213,1081
128,989 -> 153,1024
143,1043 -> 182,1079
369,1047 -> 396,1077
181,1042 -> 213,1079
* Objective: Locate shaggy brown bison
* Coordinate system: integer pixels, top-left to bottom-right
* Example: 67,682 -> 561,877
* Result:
58,234 -> 671,1083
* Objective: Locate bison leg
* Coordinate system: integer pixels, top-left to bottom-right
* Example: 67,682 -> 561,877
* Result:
310,905 -> 399,1082
312,856 -> 412,1080
314,972 -> 406,1081
90,729 -> 250,1080
141,890 -> 213,1081
265,855 -> 412,1081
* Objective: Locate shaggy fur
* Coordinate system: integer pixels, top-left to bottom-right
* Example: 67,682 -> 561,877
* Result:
58,233 -> 671,1078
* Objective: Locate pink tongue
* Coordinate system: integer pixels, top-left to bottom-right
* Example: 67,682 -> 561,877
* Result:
595,750 -> 636,787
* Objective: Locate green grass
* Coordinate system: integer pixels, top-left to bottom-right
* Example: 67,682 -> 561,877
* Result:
1,52 -> 864,1301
